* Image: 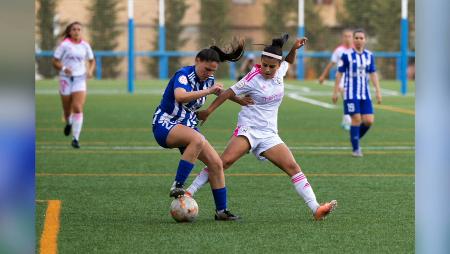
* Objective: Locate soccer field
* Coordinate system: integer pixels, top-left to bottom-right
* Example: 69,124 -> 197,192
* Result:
36,79 -> 414,253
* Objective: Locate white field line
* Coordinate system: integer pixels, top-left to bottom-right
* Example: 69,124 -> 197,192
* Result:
35,88 -> 165,95
36,83 -> 413,97
37,145 -> 415,151
284,83 -> 311,92
286,92 -> 337,109
318,81 -> 415,96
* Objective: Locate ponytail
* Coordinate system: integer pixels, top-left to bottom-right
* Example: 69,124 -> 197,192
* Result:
196,38 -> 245,63
262,33 -> 289,60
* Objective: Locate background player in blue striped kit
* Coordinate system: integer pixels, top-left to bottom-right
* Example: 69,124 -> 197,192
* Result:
332,29 -> 382,157
152,39 -> 253,220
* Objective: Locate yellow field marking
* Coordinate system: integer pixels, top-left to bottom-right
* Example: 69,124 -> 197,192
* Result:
36,172 -> 414,177
291,150 -> 414,155
36,128 -> 150,132
36,126 -> 414,132
36,141 -> 415,146
36,150 -> 168,155
375,105 -> 415,115
39,200 -> 61,254
37,150 -> 413,156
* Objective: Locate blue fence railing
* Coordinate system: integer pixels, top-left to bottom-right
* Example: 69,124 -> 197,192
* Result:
35,50 -> 415,81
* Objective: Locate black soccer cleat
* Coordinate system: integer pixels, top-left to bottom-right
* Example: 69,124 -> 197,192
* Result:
169,182 -> 185,198
214,209 -> 241,221
64,124 -> 72,136
71,139 -> 80,149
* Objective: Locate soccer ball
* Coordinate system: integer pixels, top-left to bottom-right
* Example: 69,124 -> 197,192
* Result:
170,195 -> 199,222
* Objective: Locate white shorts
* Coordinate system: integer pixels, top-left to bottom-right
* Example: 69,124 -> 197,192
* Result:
59,75 -> 87,96
233,126 -> 284,161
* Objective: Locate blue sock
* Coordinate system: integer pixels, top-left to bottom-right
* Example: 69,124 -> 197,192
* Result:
359,124 -> 371,138
174,160 -> 194,185
212,187 -> 227,211
350,126 -> 360,152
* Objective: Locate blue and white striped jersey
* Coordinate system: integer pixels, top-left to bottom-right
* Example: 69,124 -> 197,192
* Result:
153,65 -> 215,128
338,48 -> 376,100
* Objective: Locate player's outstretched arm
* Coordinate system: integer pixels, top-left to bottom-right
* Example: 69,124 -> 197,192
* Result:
197,88 -> 236,125
174,84 -> 223,103
284,37 -> 307,64
216,88 -> 254,106
319,62 -> 335,84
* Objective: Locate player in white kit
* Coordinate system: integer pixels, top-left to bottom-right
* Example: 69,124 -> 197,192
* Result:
186,34 -> 337,220
319,29 -> 353,130
52,22 -> 95,148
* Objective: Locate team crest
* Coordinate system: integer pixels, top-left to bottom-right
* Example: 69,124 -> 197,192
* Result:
178,75 -> 188,85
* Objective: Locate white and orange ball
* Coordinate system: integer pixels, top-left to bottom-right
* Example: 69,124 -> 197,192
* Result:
170,195 -> 199,222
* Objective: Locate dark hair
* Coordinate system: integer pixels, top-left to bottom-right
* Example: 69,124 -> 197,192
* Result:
262,33 -> 289,59
63,21 -> 82,39
353,28 -> 366,37
196,38 -> 245,63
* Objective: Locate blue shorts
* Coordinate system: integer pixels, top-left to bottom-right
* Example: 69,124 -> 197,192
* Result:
343,99 -> 374,115
152,109 -> 201,153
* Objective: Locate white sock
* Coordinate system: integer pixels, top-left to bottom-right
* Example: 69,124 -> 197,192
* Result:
186,167 -> 209,196
291,172 -> 320,213
72,112 -> 83,140
343,114 -> 351,125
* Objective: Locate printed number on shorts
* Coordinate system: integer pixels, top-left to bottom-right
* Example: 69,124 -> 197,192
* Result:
347,103 -> 355,113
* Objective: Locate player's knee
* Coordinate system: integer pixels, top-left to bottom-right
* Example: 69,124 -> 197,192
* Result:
222,157 -> 234,170
286,161 -> 300,173
208,158 -> 223,172
364,118 -> 374,126
72,105 -> 83,113
351,117 -> 362,125
363,119 -> 373,127
190,134 -> 205,151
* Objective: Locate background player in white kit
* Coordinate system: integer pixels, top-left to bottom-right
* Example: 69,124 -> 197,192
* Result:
52,21 -> 95,148
318,29 -> 353,130
186,34 -> 337,221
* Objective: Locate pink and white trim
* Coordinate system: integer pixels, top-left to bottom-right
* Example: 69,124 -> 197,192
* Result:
245,65 -> 262,82
291,172 -> 306,184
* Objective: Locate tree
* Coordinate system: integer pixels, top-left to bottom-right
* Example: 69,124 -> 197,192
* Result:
88,0 -> 123,78
264,0 -> 297,42
337,0 -> 415,78
36,0 -> 58,78
147,0 -> 188,78
199,0 -> 230,79
264,0 -> 329,78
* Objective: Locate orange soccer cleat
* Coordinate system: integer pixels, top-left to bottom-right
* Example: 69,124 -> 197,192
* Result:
314,200 -> 337,220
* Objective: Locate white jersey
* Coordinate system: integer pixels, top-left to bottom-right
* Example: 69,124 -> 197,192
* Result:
331,45 -> 351,64
331,45 -> 352,88
54,38 -> 94,77
230,61 -> 289,137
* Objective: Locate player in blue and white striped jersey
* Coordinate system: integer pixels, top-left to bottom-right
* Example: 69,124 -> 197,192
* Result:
152,40 -> 253,220
332,29 -> 382,157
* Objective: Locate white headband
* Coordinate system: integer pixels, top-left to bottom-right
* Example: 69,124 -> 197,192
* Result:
261,51 -> 282,60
